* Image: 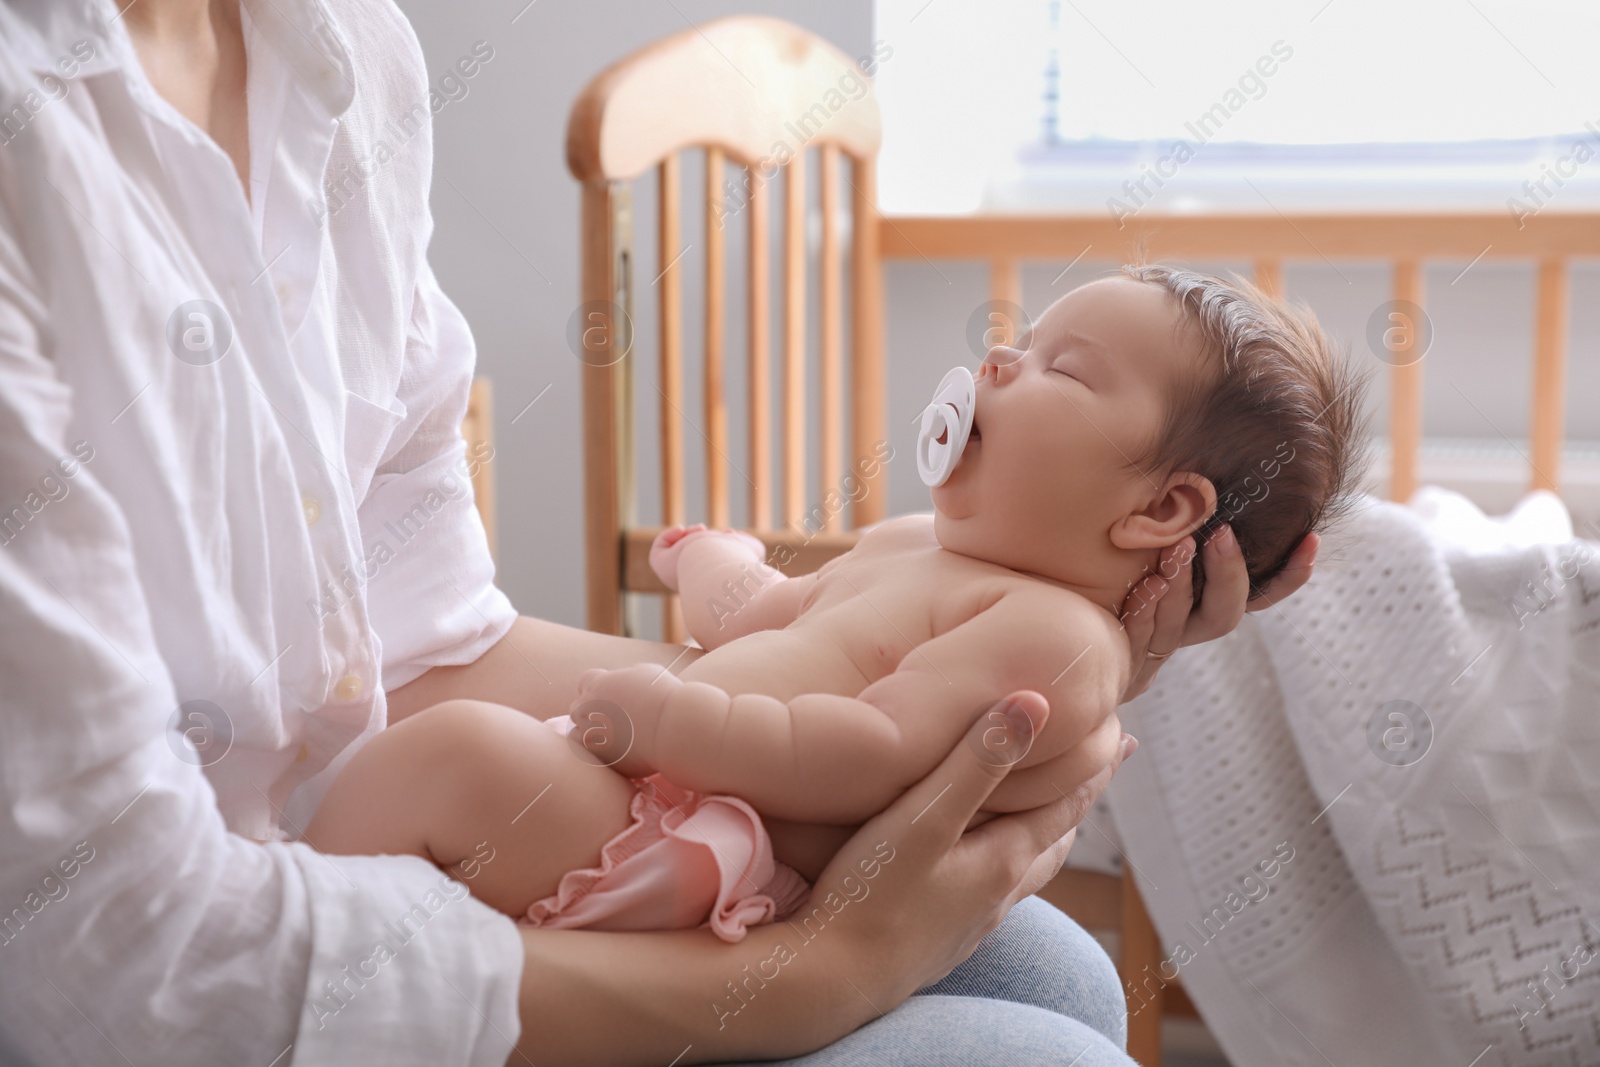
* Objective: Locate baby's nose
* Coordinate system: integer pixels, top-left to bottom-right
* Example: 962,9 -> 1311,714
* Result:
981,346 -> 1026,384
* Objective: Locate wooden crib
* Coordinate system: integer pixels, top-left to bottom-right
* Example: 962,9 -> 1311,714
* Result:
565,16 -> 1597,1064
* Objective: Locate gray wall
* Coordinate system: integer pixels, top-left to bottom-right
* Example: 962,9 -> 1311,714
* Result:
394,0 -> 873,628
398,1 -> 1599,628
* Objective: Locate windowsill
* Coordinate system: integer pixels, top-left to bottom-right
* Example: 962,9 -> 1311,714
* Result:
977,136 -> 1600,216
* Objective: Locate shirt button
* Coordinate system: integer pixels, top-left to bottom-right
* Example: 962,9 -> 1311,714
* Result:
302,496 -> 321,526
333,673 -> 364,702
294,743 -> 310,763
276,282 -> 292,305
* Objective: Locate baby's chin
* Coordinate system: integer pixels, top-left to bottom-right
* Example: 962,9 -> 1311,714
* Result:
929,505 -> 1001,565
928,465 -> 980,521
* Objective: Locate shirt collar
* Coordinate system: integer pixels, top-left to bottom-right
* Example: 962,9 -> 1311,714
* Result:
4,0 -> 354,120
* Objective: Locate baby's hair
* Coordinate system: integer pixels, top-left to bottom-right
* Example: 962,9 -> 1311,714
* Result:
1121,263 -> 1370,600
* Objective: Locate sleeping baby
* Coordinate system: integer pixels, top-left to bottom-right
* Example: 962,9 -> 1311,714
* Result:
306,264 -> 1366,942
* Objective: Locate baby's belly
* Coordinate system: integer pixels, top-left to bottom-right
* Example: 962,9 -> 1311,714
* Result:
673,616 -> 926,879
678,627 -> 873,702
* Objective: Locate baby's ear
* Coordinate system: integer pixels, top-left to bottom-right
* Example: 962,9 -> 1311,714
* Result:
1109,471 -> 1216,550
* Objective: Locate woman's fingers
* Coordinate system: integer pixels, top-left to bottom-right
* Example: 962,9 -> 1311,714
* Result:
1182,524 -> 1250,646
1016,826 -> 1078,900
965,716 -> 1130,902
1147,537 -> 1195,655
888,691 -> 1050,857
811,693 -> 1130,994
1120,528 -> 1322,704
1246,531 -> 1320,612
1120,538 -> 1193,702
1118,570 -> 1164,666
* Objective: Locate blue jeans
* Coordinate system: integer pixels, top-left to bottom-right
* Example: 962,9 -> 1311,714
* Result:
717,896 -> 1135,1066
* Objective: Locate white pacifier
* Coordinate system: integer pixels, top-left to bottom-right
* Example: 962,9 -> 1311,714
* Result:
916,366 -> 977,487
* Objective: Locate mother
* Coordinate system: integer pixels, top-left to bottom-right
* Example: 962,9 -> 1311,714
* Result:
0,1 -> 1315,1065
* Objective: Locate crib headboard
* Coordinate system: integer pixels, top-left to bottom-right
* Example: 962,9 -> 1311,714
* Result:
879,212 -> 1600,502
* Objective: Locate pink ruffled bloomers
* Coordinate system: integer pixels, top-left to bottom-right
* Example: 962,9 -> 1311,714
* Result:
524,717 -> 811,943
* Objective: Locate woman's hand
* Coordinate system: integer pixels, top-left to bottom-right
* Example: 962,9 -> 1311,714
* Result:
811,690 -> 1131,998
513,692 -> 1131,1067
1119,526 -> 1320,702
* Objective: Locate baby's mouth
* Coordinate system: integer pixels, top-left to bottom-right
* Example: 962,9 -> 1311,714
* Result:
934,409 -> 979,446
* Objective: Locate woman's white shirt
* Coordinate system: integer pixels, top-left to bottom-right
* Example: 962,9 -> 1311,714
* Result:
0,0 -> 523,1063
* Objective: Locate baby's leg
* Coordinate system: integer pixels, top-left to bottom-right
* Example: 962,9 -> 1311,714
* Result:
305,699 -> 638,918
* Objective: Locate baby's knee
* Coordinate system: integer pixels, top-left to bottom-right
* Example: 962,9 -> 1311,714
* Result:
376,699 -> 547,794
401,698 -> 522,753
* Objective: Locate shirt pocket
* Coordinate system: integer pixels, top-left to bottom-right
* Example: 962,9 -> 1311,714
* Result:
342,389 -> 407,505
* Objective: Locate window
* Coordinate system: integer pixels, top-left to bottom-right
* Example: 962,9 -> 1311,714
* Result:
874,0 -> 1600,214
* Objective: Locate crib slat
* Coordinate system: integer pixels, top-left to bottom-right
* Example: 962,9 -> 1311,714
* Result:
820,145 -> 843,531
658,157 -> 685,641
704,148 -> 729,529
748,172 -> 772,530
989,259 -> 1022,347
1121,869 -> 1164,1064
782,157 -> 807,528
657,157 -> 685,527
1531,259 -> 1568,493
1389,261 -> 1424,503
851,155 -> 886,526
579,181 -> 630,634
1254,259 -> 1283,298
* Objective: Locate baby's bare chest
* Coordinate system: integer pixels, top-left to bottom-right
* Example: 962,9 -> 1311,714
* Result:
682,541 -> 1005,700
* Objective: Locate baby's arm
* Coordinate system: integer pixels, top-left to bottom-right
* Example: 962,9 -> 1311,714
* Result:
653,525 -> 820,650
577,586 -> 1125,824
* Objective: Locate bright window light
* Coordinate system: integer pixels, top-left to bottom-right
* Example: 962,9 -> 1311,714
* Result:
874,0 -> 1600,212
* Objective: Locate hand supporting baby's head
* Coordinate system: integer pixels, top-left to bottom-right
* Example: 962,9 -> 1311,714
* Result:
1119,264 -> 1368,600
929,265 -> 1367,611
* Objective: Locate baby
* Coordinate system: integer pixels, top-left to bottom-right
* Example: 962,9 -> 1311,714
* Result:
306,264 -> 1365,942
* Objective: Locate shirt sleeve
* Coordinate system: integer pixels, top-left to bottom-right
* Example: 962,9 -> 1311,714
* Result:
360,257 -> 518,695
0,194 -> 524,1067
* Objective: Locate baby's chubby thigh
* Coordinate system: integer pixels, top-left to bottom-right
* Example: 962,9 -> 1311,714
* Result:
306,699 -> 639,918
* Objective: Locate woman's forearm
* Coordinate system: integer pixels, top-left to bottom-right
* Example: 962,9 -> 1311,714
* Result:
514,918 -> 881,1067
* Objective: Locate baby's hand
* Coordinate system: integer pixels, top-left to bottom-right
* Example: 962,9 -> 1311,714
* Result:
648,525 -> 706,591
572,664 -> 682,778
648,524 -> 767,592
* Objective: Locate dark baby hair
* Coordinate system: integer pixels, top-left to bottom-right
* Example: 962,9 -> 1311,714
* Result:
1123,263 -> 1370,600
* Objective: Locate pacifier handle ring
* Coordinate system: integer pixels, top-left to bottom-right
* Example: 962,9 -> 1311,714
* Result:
922,404 -> 955,458
916,366 -> 976,489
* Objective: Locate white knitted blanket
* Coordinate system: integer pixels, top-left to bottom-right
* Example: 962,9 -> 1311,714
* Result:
1109,489 -> 1600,1066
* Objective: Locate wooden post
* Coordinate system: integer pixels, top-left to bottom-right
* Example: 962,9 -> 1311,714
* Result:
658,158 -> 685,641
989,259 -> 1022,345
782,157 -> 808,528
1253,258 -> 1283,299
820,145 -> 844,530
580,181 -> 634,634
850,155 -> 886,526
705,147 -> 730,529
1530,259 -> 1568,493
1389,261 -> 1424,503
1121,868 -> 1164,1066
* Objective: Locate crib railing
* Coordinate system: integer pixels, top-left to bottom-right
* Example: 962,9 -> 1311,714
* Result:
879,212 -> 1599,500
